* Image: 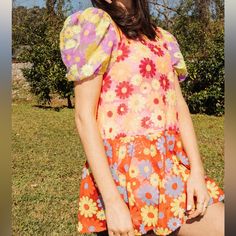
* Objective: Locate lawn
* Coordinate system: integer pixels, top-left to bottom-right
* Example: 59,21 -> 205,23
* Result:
12,101 -> 224,235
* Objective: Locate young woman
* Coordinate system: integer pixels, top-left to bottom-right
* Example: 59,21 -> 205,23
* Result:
59,0 -> 225,235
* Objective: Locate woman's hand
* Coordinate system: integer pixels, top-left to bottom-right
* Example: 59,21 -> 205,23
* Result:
186,170 -> 211,219
104,197 -> 135,236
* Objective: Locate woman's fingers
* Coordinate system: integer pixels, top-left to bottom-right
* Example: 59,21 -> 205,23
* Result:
186,187 -> 195,215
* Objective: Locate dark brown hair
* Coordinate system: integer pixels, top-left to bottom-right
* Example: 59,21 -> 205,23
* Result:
90,0 -> 158,40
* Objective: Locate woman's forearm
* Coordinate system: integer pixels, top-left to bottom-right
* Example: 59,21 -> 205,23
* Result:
75,116 -> 122,204
177,100 -> 205,176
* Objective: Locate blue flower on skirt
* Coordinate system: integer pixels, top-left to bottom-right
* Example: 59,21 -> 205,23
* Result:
103,139 -> 113,158
140,223 -> 146,234
110,163 -> 119,182
117,185 -> 129,203
128,143 -> 135,157
165,175 -> 184,198
82,167 -> 88,179
97,194 -> 105,209
137,183 -> 159,205
176,151 -> 189,165
156,136 -> 166,155
167,217 -> 181,231
165,158 -> 173,172
138,160 -> 153,179
166,134 -> 175,151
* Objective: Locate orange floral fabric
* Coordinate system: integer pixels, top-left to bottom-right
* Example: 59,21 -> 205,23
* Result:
59,6 -> 225,236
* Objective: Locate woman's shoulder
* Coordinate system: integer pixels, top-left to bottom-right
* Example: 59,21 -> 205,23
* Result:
155,26 -> 177,43
64,7 -> 121,40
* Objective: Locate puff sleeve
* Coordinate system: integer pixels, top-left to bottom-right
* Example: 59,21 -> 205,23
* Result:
163,30 -> 189,82
59,7 -> 120,82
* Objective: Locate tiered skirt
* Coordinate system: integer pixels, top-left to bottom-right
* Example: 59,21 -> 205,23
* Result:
76,129 -> 224,235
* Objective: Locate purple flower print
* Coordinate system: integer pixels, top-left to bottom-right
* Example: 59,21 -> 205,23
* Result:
137,183 -> 159,205
167,217 -> 181,231
117,186 -> 129,203
156,136 -> 166,155
128,143 -> 135,157
176,151 -> 189,165
165,175 -> 184,198
165,158 -> 173,172
166,134 -> 175,151
103,140 -> 113,158
138,160 -> 153,179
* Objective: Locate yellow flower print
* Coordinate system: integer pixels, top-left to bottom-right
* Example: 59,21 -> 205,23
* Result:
65,39 -> 77,50
96,209 -> 106,220
159,193 -> 166,203
85,43 -> 105,64
68,64 -> 79,80
154,227 -> 172,235
143,148 -> 150,155
127,182 -> 135,206
129,165 -> 139,178
179,165 -> 189,182
119,174 -> 126,187
150,144 -> 157,157
118,145 -> 127,160
81,64 -> 94,77
206,180 -> 220,199
64,26 -> 74,39
130,74 -> 142,86
170,193 -> 186,218
128,94 -> 146,113
77,222 -> 83,232
151,78 -> 161,90
72,25 -> 81,34
150,173 -> 160,187
141,205 -> 158,227
120,135 -> 135,144
96,17 -> 110,37
79,196 -> 98,217
173,164 -> 181,176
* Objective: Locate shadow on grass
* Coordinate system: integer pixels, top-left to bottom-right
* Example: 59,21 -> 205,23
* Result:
32,104 -> 74,111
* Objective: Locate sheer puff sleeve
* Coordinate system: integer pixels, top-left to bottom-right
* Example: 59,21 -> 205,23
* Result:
161,29 -> 189,83
59,7 -> 121,82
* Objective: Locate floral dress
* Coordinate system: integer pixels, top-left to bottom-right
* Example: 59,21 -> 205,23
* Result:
59,7 -> 225,236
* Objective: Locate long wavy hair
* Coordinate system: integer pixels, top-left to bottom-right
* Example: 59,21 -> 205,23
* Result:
90,0 -> 158,40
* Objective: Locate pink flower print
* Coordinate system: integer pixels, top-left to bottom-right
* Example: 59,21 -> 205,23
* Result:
160,74 -> 170,91
141,116 -> 154,129
117,103 -> 128,116
102,73 -> 112,92
139,58 -> 156,79
115,81 -> 134,99
148,43 -> 164,57
117,42 -> 130,62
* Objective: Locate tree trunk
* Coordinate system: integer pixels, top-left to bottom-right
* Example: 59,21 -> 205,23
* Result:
67,95 -> 73,108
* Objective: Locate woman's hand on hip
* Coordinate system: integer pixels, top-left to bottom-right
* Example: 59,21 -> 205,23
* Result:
186,171 -> 211,219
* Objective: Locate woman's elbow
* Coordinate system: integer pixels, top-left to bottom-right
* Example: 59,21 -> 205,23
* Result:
74,111 -> 96,132
176,98 -> 189,113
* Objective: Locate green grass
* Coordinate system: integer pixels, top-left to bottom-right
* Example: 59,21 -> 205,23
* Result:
12,101 -> 224,235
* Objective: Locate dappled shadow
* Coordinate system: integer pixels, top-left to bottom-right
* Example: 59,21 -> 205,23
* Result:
32,104 -> 74,111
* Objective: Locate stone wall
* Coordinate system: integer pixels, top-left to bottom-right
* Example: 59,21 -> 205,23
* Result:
12,62 -> 33,101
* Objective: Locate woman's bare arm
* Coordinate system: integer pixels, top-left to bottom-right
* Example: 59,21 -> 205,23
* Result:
174,75 -> 205,175
174,74 -> 211,218
73,75 -> 122,204
74,75 -> 135,235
